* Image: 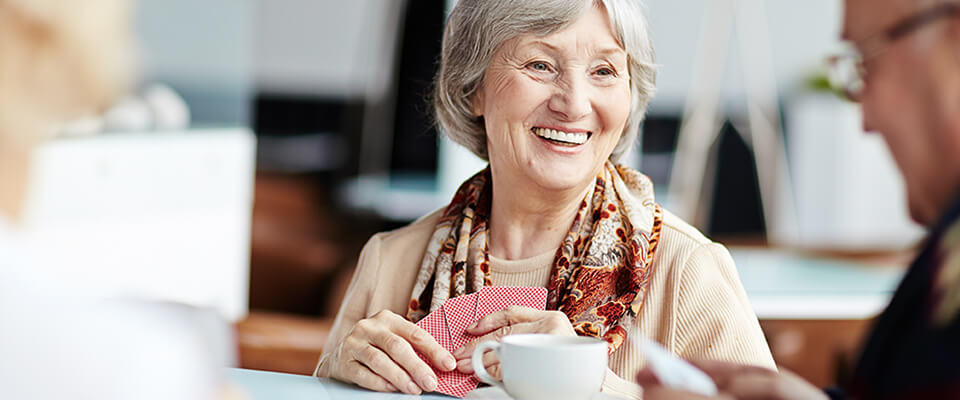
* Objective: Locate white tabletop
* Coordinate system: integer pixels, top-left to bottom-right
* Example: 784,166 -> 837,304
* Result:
227,368 -> 624,400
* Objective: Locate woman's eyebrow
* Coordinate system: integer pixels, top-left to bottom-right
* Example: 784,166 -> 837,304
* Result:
526,40 -> 561,52
530,40 -> 560,50
520,40 -> 626,62
594,46 -> 627,58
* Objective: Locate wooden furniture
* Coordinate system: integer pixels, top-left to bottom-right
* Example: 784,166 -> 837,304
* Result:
235,312 -> 332,375
249,173 -> 345,314
238,172 -> 360,375
760,318 -> 873,388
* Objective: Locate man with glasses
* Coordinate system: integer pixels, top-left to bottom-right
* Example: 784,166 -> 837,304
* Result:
638,0 -> 960,399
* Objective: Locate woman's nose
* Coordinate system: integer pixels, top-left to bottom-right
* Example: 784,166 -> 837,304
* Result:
548,76 -> 592,121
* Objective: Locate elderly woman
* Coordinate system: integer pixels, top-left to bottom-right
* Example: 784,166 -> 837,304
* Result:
315,0 -> 774,397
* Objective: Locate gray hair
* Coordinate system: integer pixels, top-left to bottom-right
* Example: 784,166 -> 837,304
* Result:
433,0 -> 657,162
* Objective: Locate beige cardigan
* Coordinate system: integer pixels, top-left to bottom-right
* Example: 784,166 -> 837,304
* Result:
315,208 -> 775,399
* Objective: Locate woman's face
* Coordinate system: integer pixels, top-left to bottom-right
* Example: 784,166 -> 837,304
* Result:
474,4 -> 632,193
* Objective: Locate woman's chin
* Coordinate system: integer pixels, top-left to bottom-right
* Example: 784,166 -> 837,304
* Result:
525,163 -> 597,193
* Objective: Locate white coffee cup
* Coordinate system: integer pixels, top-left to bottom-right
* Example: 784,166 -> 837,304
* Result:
472,334 -> 608,400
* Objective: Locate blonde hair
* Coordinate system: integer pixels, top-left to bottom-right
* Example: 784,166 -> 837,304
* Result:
433,0 -> 656,162
0,0 -> 132,145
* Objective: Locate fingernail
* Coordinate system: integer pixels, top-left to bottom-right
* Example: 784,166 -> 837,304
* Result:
422,375 -> 438,392
453,347 -> 466,358
407,381 -> 422,395
444,356 -> 457,371
467,322 -> 477,330
386,382 -> 398,392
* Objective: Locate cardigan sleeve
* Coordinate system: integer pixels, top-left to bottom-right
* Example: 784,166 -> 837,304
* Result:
672,242 -> 776,370
313,234 -> 383,378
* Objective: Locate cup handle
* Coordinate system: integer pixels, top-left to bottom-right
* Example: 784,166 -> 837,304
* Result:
472,341 -> 503,388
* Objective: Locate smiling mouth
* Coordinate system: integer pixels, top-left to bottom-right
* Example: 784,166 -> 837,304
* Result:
532,127 -> 591,146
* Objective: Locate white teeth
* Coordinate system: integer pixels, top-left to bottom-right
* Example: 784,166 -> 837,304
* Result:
532,127 -> 589,145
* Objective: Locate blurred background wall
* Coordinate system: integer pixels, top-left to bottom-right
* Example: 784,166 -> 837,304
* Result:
136,0 -> 255,126
645,0 -> 840,112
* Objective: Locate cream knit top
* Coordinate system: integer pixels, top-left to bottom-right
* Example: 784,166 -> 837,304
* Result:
315,208 -> 776,399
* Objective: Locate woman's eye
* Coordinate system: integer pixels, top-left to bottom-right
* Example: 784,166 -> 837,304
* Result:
595,67 -> 615,76
528,62 -> 552,72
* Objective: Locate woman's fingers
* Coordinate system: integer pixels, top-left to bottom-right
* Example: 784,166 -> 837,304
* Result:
367,310 -> 458,392
341,310 -> 454,394
465,306 -> 540,335
487,363 -> 502,380
344,361 -> 398,393
456,345 -> 499,374
455,308 -> 574,360
392,313 -> 457,372
367,330 -> 439,392
454,320 -> 535,359
354,344 -> 423,395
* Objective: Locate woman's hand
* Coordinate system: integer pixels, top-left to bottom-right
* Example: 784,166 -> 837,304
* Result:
636,359 -> 827,400
452,306 -> 576,377
330,310 -> 457,395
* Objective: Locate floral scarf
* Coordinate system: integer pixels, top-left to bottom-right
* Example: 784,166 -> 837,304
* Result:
406,161 -> 663,353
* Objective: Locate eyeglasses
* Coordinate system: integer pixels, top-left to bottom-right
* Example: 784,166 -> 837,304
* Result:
827,2 -> 960,101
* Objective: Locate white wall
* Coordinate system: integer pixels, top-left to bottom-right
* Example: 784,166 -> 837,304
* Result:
135,0 -> 256,125
644,0 -> 843,114
134,0 -> 842,123
254,0 -> 402,99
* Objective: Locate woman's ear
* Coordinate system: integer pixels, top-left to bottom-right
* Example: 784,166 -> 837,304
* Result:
471,87 -> 484,117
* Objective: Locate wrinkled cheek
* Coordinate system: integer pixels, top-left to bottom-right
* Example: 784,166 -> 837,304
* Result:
489,73 -> 520,98
482,116 -> 522,163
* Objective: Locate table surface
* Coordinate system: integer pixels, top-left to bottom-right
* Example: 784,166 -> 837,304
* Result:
227,368 -> 623,400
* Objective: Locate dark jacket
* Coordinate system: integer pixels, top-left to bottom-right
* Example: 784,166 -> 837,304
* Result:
841,194 -> 960,399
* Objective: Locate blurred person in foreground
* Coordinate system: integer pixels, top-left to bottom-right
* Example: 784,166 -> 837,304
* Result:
314,0 -> 775,398
638,0 -> 960,399
0,1 -> 233,399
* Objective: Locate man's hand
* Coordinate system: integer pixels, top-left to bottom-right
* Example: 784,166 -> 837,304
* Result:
637,359 -> 827,400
